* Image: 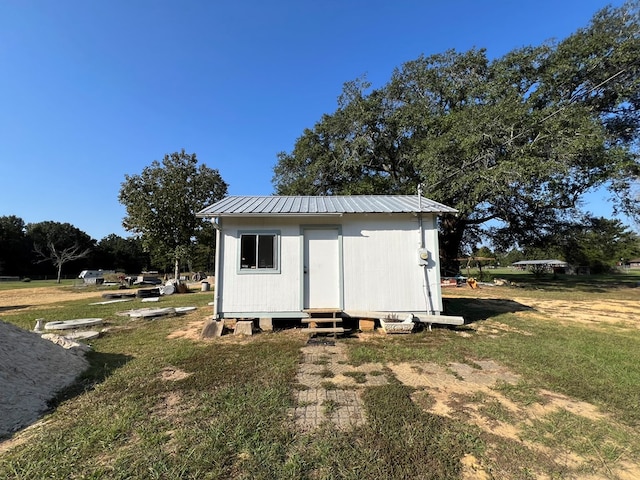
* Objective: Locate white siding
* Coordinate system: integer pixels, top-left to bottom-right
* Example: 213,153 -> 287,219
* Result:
341,214 -> 443,313
218,217 -> 302,313
216,213 -> 444,316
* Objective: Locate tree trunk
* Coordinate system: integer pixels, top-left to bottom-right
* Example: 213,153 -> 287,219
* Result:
56,263 -> 63,284
174,256 -> 179,283
439,214 -> 466,276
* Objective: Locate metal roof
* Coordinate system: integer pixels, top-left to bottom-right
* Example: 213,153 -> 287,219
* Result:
197,195 -> 457,217
512,260 -> 569,266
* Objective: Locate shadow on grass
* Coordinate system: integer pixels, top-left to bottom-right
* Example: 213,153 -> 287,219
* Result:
0,305 -> 32,313
48,351 -> 133,409
444,297 -> 533,324
489,272 -> 640,293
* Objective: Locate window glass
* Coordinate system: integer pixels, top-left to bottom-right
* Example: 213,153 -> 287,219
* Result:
240,233 -> 277,270
257,234 -> 275,268
240,235 -> 257,268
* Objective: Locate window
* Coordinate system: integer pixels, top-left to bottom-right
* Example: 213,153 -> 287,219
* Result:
240,233 -> 278,270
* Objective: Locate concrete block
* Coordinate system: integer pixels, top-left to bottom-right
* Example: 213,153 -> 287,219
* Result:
200,319 -> 223,338
259,317 -> 273,331
234,320 -> 254,336
359,319 -> 376,332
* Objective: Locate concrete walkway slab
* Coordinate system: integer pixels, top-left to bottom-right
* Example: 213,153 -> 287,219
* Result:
289,343 -> 389,431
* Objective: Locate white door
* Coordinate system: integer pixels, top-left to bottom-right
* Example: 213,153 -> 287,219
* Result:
303,228 -> 340,309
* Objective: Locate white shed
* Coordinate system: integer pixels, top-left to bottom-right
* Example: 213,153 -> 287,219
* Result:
197,195 -> 463,328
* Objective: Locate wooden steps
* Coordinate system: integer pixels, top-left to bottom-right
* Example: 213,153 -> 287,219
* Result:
301,318 -> 340,324
300,327 -> 345,334
301,309 -> 347,337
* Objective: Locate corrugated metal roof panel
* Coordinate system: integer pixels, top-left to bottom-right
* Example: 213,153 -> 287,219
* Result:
512,259 -> 568,266
197,195 -> 457,217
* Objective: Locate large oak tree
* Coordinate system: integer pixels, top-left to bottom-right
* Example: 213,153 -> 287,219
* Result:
274,2 -> 640,273
119,150 -> 228,281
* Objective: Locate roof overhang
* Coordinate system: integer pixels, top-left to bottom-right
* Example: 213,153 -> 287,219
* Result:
196,195 -> 458,218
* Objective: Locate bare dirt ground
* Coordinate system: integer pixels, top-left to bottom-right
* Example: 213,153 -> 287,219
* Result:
448,284 -> 640,331
0,286 -> 102,313
513,296 -> 640,330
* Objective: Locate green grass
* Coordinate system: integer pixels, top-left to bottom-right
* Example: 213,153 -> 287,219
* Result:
345,311 -> 640,427
2,276 -> 640,478
315,368 -> 335,378
342,371 -> 367,383
283,383 -> 478,479
0,279 -> 75,290
2,321 -> 302,479
462,268 -> 640,298
321,399 -> 339,415
343,284 -> 640,476
0,319 -> 474,479
0,283 -> 480,478
492,380 -> 543,406
477,398 -> 517,424
469,314 -> 640,427
522,409 -> 637,462
4,286 -> 213,332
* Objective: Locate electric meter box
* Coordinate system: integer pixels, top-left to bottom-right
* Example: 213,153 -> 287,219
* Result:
418,248 -> 429,266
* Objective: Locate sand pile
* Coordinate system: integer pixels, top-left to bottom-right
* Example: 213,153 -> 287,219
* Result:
0,320 -> 89,438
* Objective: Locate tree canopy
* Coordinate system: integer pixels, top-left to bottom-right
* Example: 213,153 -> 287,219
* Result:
94,234 -> 150,274
521,216 -> 640,273
475,216 -> 640,273
0,214 -> 217,278
0,215 -> 29,276
273,2 -> 640,272
26,221 -> 95,283
119,149 -> 228,280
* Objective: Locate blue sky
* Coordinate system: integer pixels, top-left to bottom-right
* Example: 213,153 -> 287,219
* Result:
0,0 -> 629,241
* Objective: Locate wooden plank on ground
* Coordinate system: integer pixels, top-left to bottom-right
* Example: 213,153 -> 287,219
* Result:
417,315 -> 465,326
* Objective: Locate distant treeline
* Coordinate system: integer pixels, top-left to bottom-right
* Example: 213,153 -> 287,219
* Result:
0,216 -> 214,278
